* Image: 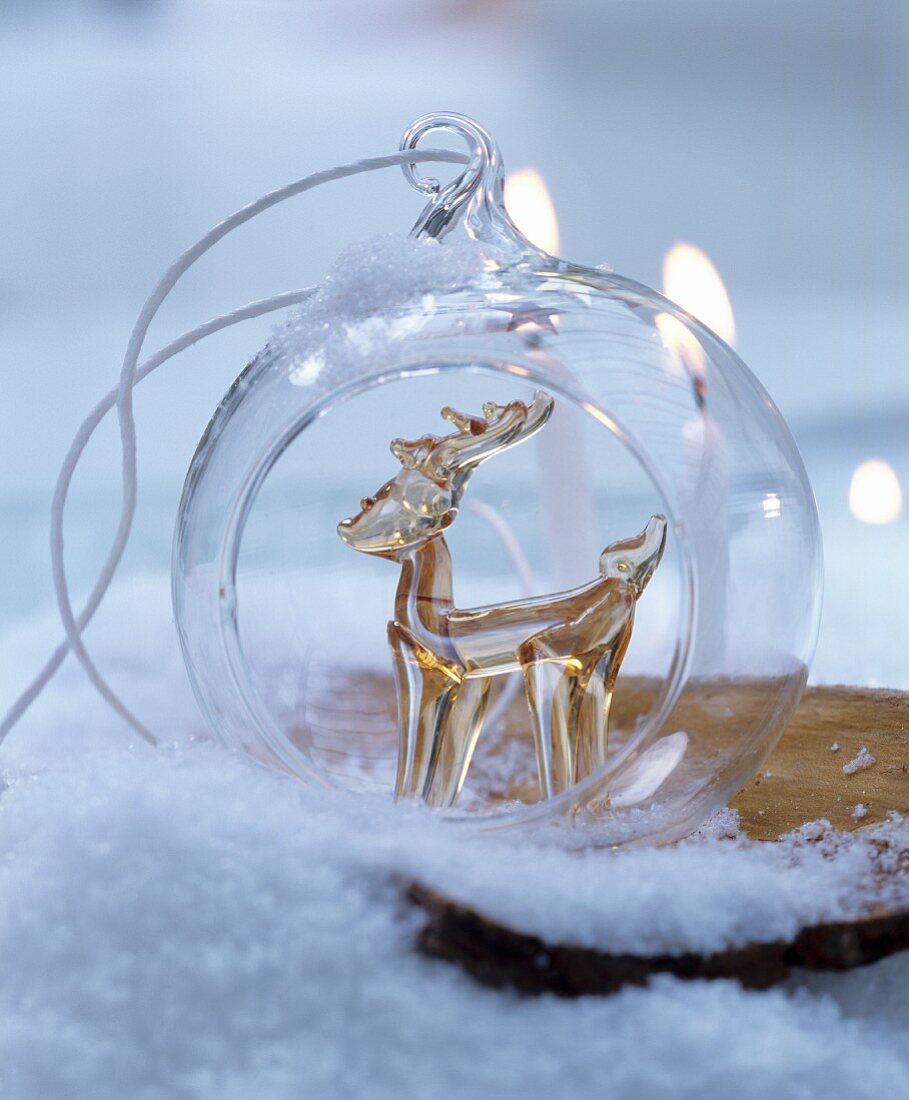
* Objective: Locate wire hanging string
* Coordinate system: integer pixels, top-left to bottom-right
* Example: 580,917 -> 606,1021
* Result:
0,289 -> 317,744
0,147 -> 471,747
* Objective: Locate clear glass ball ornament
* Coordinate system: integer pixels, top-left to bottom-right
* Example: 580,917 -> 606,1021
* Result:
173,114 -> 822,843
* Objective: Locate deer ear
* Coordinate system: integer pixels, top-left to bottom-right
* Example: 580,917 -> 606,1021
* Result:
390,439 -> 415,468
390,436 -> 435,469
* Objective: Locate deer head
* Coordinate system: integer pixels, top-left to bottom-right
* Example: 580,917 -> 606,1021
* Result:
337,391 -> 554,557
598,514 -> 668,595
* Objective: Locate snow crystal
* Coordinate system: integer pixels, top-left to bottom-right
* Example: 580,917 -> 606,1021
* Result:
830,742 -> 840,753
853,803 -> 869,820
843,746 -> 876,775
691,805 -> 742,840
783,818 -> 833,843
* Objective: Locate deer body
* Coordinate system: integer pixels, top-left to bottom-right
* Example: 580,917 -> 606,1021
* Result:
338,392 -> 666,808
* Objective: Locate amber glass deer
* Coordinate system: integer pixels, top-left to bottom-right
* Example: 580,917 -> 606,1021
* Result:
338,392 -> 666,809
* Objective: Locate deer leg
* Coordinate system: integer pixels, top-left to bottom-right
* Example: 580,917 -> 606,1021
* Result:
423,675 -> 491,809
571,649 -> 615,782
387,621 -> 464,803
572,611 -> 634,786
519,616 -> 629,799
518,632 -> 577,799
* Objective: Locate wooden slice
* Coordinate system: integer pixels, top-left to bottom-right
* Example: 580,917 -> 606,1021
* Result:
730,685 -> 909,839
408,684 -> 909,994
408,885 -> 909,997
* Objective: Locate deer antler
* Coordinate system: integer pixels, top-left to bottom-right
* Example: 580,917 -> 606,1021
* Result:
389,391 -> 554,489
435,391 -> 554,478
389,435 -> 438,470
438,407 -> 487,436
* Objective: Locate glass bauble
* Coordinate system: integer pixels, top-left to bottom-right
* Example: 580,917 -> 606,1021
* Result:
173,114 -> 822,843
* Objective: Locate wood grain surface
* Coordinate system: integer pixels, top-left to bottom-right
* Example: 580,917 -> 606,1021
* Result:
406,684 -> 909,994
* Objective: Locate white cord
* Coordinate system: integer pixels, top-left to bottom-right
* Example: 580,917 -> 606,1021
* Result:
0,289 -> 316,744
0,147 -> 470,747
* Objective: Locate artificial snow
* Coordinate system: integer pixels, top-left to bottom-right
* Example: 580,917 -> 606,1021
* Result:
1,578 -> 908,1098
0,742 -> 908,1100
843,746 -> 876,775
416,814 -> 909,957
272,233 -> 499,395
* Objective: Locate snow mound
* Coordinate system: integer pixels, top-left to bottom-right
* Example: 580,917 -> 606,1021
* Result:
0,744 -> 908,1100
1,577 -> 908,1098
271,232 -> 500,391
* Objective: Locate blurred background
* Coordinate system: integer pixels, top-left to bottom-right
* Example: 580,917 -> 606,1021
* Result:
1,0 -> 907,690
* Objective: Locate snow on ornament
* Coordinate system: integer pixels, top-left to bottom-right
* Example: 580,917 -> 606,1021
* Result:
170,113 -> 823,841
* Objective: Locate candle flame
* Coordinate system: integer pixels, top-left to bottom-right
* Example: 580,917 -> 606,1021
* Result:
505,168 -> 560,255
849,459 -> 903,524
661,243 -> 736,346
655,311 -> 705,376
655,243 -> 735,386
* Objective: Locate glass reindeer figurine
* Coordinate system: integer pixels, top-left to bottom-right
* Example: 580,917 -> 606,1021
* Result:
337,391 -> 667,809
